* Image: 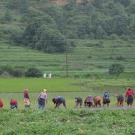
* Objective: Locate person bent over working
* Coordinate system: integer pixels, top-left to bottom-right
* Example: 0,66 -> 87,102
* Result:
84,96 -> 93,107
75,97 -> 83,108
116,95 -> 124,107
52,96 -> 66,108
10,99 -> 18,109
125,88 -> 135,107
93,96 -> 102,107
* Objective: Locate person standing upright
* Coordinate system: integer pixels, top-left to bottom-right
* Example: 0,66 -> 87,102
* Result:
23,88 -> 30,108
125,88 -> 135,107
38,89 -> 48,110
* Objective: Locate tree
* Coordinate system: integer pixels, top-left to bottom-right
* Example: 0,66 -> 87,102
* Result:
25,68 -> 42,77
127,3 -> 135,14
108,64 -> 124,76
95,25 -> 106,39
18,0 -> 29,14
111,15 -> 129,35
3,10 -> 12,22
35,25 -> 67,53
43,4 -> 64,28
6,0 -> 19,9
21,20 -> 69,53
114,0 -> 131,7
92,0 -> 104,8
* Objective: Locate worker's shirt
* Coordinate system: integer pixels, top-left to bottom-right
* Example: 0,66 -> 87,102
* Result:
10,100 -> 17,105
0,99 -> 3,107
39,92 -> 47,100
125,90 -> 134,97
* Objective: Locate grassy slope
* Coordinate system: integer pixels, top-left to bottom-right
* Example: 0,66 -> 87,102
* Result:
1,39 -> 135,75
0,42 -> 65,72
71,39 -> 135,73
0,109 -> 135,135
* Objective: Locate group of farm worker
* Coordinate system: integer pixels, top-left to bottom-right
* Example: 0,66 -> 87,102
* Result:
0,88 -> 134,109
76,88 -> 135,108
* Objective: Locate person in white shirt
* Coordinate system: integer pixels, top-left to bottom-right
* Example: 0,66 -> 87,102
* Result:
48,73 -> 52,79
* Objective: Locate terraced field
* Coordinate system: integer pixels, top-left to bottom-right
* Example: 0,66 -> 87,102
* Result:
0,39 -> 135,76
0,41 -> 65,72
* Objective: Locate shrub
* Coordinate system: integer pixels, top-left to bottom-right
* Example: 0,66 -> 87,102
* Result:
0,69 -> 2,75
108,64 -> 124,76
0,65 -> 13,75
25,68 -> 42,77
0,71 -> 11,78
115,56 -> 125,61
12,69 -> 24,77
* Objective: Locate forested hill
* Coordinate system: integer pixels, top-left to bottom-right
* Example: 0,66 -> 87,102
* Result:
0,0 -> 135,53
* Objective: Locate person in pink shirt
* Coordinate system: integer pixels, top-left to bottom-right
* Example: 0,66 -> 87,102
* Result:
125,88 -> 135,107
38,89 -> 48,109
84,96 -> 93,107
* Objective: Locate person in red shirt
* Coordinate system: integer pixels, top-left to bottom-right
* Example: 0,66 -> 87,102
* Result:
125,88 -> 135,107
10,99 -> 18,109
0,98 -> 4,108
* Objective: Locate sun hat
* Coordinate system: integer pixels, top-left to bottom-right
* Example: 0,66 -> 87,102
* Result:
43,89 -> 47,92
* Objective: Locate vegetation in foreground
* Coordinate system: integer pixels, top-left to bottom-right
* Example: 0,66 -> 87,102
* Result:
0,109 -> 135,135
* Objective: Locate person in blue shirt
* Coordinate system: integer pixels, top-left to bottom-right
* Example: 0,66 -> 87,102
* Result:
103,91 -> 110,107
52,96 -> 66,108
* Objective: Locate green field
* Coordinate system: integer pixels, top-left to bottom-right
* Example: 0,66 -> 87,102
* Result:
0,109 -> 135,135
0,78 -> 81,92
0,78 -> 135,93
1,78 -> 135,109
1,39 -> 135,76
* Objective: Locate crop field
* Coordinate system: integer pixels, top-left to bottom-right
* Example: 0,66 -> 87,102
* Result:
1,109 -> 135,135
0,41 -> 65,72
1,78 -> 135,109
0,77 -> 135,135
